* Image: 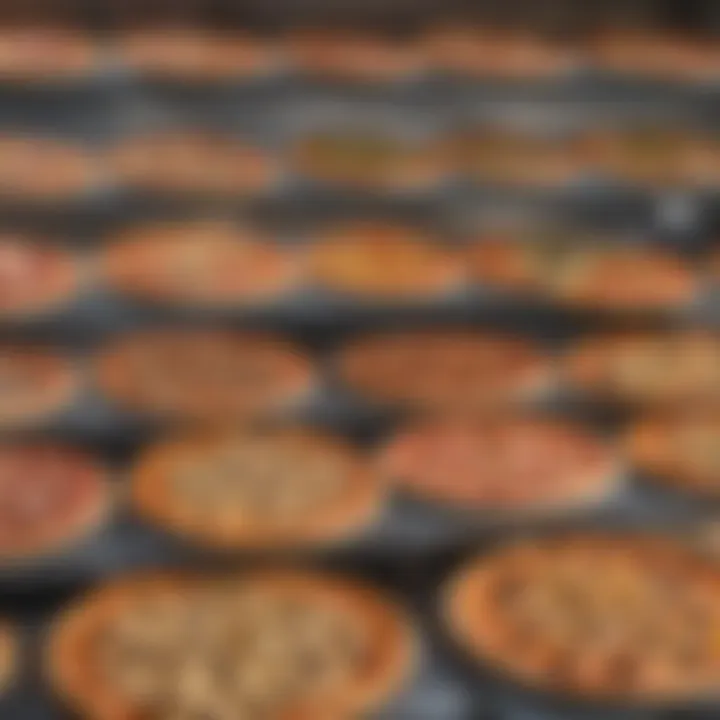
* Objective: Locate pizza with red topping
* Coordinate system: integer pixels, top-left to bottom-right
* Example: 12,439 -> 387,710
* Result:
446,535 -> 720,700
382,415 -> 617,511
562,332 -> 720,405
103,222 -> 298,306
308,223 -> 460,299
110,132 -> 278,197
0,347 -> 79,426
50,570 -> 415,720
0,444 -> 109,559
338,330 -> 551,409
0,236 -> 81,316
97,330 -> 312,420
467,238 -> 696,311
132,427 -> 383,548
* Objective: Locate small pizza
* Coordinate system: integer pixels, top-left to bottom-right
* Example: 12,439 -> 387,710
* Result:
446,535 -> 720,700
132,427 -> 382,548
0,136 -> 98,200
0,347 -> 79,426
382,416 -> 617,511
284,29 -> 422,82
562,332 -> 720,405
110,132 -> 278,197
338,330 -> 551,408
423,26 -> 578,79
308,223 -> 460,298
103,222 -> 298,306
97,330 -> 312,420
591,31 -> 720,83
116,28 -> 277,81
449,128 -> 584,187
626,411 -> 720,496
291,130 -> 445,192
50,570 -> 415,720
0,27 -> 98,82
467,238 -> 696,311
0,444 -> 109,559
0,236 -> 81,316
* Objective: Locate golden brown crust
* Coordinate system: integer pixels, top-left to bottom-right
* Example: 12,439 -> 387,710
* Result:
0,348 -> 80,427
96,329 -> 313,420
338,330 -> 552,409
131,427 -> 384,548
109,132 -> 279,197
0,237 -> 82,317
562,331 -> 720,406
103,222 -> 299,306
446,535 -> 720,701
284,29 -> 423,82
466,239 -> 696,311
291,131 -> 446,192
308,223 -> 461,298
49,570 -> 416,720
116,29 -> 278,81
626,411 -> 720,496
382,415 -> 618,511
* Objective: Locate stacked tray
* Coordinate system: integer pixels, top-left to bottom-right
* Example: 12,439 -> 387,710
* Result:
1,1 -> 720,719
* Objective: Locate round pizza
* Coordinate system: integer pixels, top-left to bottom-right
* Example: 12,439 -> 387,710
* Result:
626,411 -> 720,496
103,222 -> 298,306
97,330 -> 312,420
445,535 -> 720,700
50,570 -> 415,720
110,132 -> 278,197
0,444 -> 110,559
116,28 -> 277,81
448,127 -> 584,187
0,347 -> 80,426
284,29 -> 423,82
0,236 -> 82,316
423,26 -> 578,79
382,415 -> 617,511
0,27 -> 98,82
338,330 -> 551,409
308,223 -> 460,298
0,136 -> 98,201
467,238 -> 696,311
132,427 -> 383,548
291,130 -> 445,192
562,332 -> 720,405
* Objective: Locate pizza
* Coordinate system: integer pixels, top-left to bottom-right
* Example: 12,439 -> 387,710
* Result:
131,427 -> 383,548
97,330 -> 312,420
445,535 -> 720,700
284,29 -> 422,82
116,28 -> 277,81
0,444 -> 109,559
0,347 -> 79,426
590,31 -> 720,83
0,236 -> 82,316
0,27 -> 98,82
626,411 -> 720,496
562,332 -> 720,405
291,130 -> 445,192
423,26 -> 578,79
382,415 -> 617,511
103,221 -> 298,306
338,330 -> 551,409
448,127 -> 584,187
110,132 -> 278,197
467,238 -> 696,311
50,570 -> 415,720
0,136 -> 98,201
308,223 -> 460,298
